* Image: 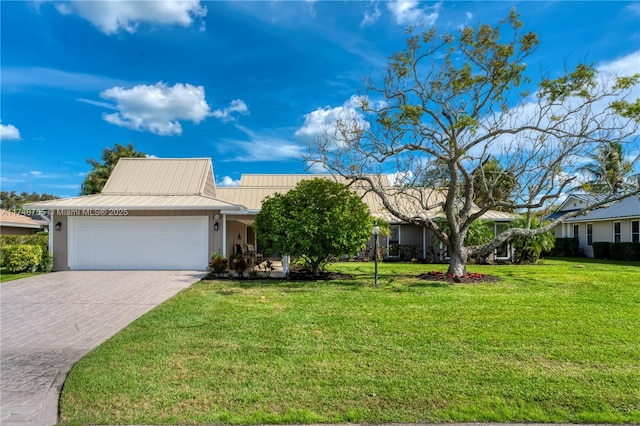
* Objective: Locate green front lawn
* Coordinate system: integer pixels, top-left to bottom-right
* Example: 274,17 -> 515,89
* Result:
0,267 -> 42,283
60,259 -> 640,424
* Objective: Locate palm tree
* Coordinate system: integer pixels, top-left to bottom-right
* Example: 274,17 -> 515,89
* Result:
80,143 -> 146,195
577,142 -> 632,194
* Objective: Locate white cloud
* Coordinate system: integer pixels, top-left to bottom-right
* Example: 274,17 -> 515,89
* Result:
305,161 -> 329,174
0,121 -> 21,141
295,95 -> 369,142
361,1 -> 381,27
100,82 -> 211,136
3,67 -> 128,93
52,0 -> 207,34
217,176 -> 241,187
387,0 -> 440,27
221,125 -> 305,162
211,99 -> 249,122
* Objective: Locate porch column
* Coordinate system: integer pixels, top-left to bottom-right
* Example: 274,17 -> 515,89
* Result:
222,214 -> 227,257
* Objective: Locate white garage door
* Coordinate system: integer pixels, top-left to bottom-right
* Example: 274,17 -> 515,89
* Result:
68,216 -> 208,270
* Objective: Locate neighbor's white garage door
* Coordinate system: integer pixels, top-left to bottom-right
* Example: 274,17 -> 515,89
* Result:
68,216 -> 208,270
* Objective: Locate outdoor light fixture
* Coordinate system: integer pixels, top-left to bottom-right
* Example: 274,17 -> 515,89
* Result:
55,222 -> 62,231
214,222 -> 219,231
372,221 -> 380,286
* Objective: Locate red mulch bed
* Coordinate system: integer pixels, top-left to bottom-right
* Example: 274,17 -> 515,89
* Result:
417,270 -> 501,284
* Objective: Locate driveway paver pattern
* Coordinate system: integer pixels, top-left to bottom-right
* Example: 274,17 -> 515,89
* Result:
0,270 -> 203,425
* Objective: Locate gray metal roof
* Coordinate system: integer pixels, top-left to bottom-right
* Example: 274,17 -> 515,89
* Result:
563,195 -> 640,222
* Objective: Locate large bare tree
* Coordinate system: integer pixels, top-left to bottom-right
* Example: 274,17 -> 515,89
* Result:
308,9 -> 639,277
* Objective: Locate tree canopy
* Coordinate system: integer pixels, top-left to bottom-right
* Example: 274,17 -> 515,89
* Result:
308,9 -> 639,277
254,178 -> 373,274
81,143 -> 146,195
0,191 -> 59,211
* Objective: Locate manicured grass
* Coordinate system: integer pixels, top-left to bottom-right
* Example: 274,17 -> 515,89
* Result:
59,259 -> 640,424
0,267 -> 42,283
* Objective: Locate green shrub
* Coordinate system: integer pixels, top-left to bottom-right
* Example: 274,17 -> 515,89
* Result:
230,254 -> 248,278
3,244 -> 43,273
208,254 -> 228,277
592,241 -> 611,259
1,233 -> 51,272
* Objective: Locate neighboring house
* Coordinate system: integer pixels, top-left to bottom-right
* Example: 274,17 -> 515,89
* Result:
0,209 -> 44,235
550,194 -> 640,258
26,159 -> 516,271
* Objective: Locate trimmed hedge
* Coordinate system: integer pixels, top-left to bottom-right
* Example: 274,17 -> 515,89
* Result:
548,238 -> 581,257
592,242 -> 611,259
592,241 -> 640,261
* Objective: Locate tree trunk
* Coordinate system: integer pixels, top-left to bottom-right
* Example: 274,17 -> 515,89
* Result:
447,246 -> 468,277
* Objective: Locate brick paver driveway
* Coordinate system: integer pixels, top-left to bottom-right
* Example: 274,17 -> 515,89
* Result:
0,270 -> 203,425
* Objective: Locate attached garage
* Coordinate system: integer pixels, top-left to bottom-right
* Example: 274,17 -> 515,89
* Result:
68,216 -> 208,270
25,158 -> 245,271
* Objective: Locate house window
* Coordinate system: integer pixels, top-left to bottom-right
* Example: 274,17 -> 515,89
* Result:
587,224 -> 593,246
632,221 -> 639,243
388,225 -> 400,257
573,224 -> 579,239
613,222 -> 621,243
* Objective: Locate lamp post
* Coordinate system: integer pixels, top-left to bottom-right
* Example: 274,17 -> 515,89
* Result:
372,221 -> 380,286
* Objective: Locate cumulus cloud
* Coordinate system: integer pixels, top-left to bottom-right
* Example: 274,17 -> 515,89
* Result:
100,82 -> 211,136
52,0 -> 207,34
295,95 -> 369,142
0,121 -> 21,141
217,176 -> 241,187
211,99 -> 249,122
387,0 -> 440,27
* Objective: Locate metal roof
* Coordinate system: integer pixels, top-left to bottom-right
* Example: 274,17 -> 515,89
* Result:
563,195 -> 640,222
24,194 -> 243,211
219,174 -> 515,222
239,174 -> 391,188
102,158 -> 215,196
0,209 -> 43,228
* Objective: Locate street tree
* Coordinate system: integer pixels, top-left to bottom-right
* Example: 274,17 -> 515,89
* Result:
308,9 -> 639,277
254,178 -> 373,275
81,143 -> 146,195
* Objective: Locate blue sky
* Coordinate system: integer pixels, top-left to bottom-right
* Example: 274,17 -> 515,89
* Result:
1,1 -> 639,197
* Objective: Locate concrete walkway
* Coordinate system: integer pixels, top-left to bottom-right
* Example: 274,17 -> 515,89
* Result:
0,270 -> 203,425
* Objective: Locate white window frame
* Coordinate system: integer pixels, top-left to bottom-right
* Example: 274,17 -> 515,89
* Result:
494,222 -> 511,260
631,220 -> 639,243
587,223 -> 593,246
613,221 -> 621,243
573,224 -> 579,240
